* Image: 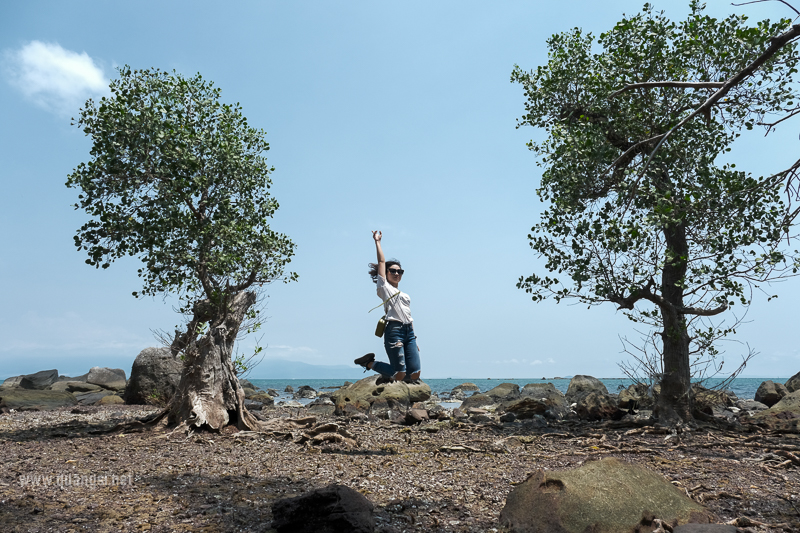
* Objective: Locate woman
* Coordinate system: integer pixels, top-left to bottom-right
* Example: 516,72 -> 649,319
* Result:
354,230 -> 421,383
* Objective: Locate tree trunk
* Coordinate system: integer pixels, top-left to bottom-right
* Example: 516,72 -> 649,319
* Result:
168,290 -> 260,432
655,221 -> 693,425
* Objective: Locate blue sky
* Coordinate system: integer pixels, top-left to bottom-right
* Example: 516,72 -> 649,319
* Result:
1,0 -> 798,380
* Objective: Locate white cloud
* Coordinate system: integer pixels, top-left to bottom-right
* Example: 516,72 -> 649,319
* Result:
530,360 -> 542,365
3,40 -> 108,116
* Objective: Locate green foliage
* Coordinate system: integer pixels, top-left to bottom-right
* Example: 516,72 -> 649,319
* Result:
512,3 -> 800,372
67,67 -> 297,312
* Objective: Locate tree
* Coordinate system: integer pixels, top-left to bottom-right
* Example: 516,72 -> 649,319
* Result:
67,67 -> 296,431
512,2 -> 800,424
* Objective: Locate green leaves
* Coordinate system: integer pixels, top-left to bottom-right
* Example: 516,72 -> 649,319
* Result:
514,4 -> 800,364
67,66 -> 297,311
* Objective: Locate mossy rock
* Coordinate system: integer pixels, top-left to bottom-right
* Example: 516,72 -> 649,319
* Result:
500,458 -> 714,533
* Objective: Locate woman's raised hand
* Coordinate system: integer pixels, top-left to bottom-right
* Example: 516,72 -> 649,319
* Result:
372,230 -> 382,242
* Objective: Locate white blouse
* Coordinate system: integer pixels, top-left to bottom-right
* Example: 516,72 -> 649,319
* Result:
376,275 -> 413,324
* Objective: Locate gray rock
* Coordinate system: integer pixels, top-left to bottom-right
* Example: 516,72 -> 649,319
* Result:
97,394 -> 124,405
618,383 -> 653,409
75,390 -> 114,405
575,391 -> 621,421
331,375 -> 431,416
0,376 -> 23,389
271,484 -> 375,533
737,399 -> 768,412
244,399 -> 264,410
51,381 -> 103,393
87,366 -> 127,390
19,369 -> 59,390
499,412 -> 517,423
752,390 -> 800,431
306,397 -> 335,416
449,389 -> 467,401
57,372 -> 89,382
293,386 -> 317,400
755,380 -> 788,408
284,385 -> 294,393
462,383 -> 520,409
500,457 -> 715,533
565,375 -> 608,403
280,400 -> 304,408
452,382 -> 479,392
785,371 -> 800,393
239,379 -> 256,390
124,348 -> 183,405
0,389 -> 78,411
692,384 -> 734,415
250,393 -> 275,407
242,387 -> 257,398
267,388 -> 280,397
503,383 -> 569,420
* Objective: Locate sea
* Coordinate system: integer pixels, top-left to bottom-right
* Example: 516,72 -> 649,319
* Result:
248,376 -> 779,404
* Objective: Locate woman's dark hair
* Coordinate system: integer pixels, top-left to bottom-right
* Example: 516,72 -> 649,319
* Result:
368,260 -> 401,284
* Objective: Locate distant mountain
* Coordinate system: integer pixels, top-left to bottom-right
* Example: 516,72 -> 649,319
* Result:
246,359 -> 362,379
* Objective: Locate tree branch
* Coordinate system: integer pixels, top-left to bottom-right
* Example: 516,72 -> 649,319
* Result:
732,0 -> 800,18
678,303 -> 728,316
229,268 -> 260,293
607,278 -> 670,310
634,23 -> 800,176
609,81 -> 725,99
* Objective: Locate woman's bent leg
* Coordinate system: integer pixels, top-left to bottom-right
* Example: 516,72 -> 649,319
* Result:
404,324 -> 421,380
383,323 -> 407,380
370,361 -> 397,378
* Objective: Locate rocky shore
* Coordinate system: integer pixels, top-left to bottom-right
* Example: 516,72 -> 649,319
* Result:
3,351 -> 800,531
2,400 -> 799,532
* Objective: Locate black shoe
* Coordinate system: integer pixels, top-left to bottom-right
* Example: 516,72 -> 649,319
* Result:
403,377 -> 420,385
354,353 -> 375,372
375,375 -> 395,385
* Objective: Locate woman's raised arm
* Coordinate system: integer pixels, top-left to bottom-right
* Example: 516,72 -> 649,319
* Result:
373,230 -> 386,279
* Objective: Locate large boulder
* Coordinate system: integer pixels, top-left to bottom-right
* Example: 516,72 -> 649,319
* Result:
575,391 -> 621,421
785,372 -> 800,393
0,376 -> 23,389
49,381 -> 103,393
500,458 -> 714,533
58,372 -> 89,383
618,383 -> 655,410
87,367 -> 127,390
755,380 -> 788,408
0,389 -> 78,411
75,390 -> 114,405
565,375 -> 608,404
691,385 -> 735,415
97,394 -> 125,405
271,484 -> 375,533
331,375 -> 430,417
461,383 -> 520,409
124,348 -> 183,405
306,397 -> 335,416
502,383 -> 569,420
293,385 -> 317,400
19,369 -> 59,390
751,390 -> 800,432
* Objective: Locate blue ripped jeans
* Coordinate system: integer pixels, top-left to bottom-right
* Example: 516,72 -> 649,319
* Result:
372,321 -> 421,378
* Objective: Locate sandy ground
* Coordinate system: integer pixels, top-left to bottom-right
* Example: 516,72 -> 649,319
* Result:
1,404 -> 799,532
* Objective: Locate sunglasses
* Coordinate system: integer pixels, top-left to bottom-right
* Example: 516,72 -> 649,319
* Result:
388,268 -> 405,276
